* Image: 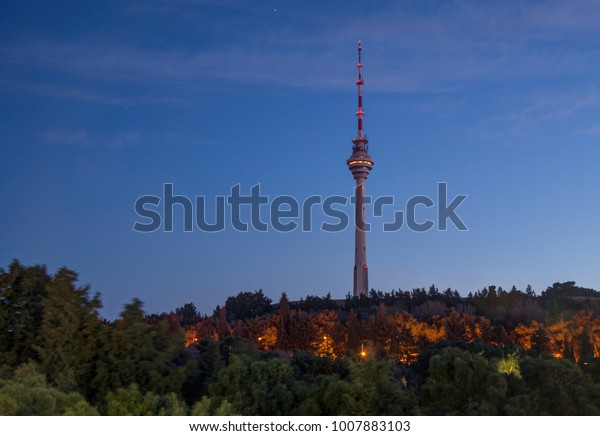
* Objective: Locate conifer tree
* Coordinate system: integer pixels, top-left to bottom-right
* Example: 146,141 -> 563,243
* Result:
277,293 -> 291,350
530,327 -> 551,356
579,326 -> 595,367
34,267 -> 102,392
217,306 -> 230,340
0,260 -> 50,366
92,299 -> 188,400
346,309 -> 361,354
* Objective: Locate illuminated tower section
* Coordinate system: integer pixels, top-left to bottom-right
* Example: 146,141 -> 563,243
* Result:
347,41 -> 374,297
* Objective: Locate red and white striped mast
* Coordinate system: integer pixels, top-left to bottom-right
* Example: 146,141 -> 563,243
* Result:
356,40 -> 365,141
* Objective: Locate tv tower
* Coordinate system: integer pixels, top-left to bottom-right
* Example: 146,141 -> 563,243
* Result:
347,41 -> 374,297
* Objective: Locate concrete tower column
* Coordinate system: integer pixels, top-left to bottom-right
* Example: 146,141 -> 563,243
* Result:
354,177 -> 368,295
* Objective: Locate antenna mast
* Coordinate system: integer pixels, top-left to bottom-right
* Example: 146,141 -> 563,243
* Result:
356,41 -> 365,141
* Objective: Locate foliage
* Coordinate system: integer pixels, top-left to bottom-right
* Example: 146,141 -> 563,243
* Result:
175,302 -> 202,327
315,358 -> 418,415
221,290 -> 273,322
421,347 -> 507,415
190,396 -> 237,415
91,298 -> 188,402
104,384 -> 186,416
3,260 -> 600,416
0,260 -> 50,366
504,356 -> 600,415
497,353 -> 521,377
34,268 -> 102,393
209,354 -> 303,415
0,363 -> 98,415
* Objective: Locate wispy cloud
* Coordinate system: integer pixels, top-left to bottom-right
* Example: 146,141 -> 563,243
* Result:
467,89 -> 600,141
40,128 -> 215,149
2,0 -> 600,104
42,129 -> 142,148
575,123 -> 600,136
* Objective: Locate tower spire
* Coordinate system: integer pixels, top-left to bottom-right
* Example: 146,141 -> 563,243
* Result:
347,41 -> 374,297
356,40 -> 364,140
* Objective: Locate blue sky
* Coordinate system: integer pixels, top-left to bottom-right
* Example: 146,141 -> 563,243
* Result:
1,0 -> 599,319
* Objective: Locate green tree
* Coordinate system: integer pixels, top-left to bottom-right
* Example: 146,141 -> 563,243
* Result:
286,309 -> 314,351
209,355 -> 305,415
421,347 -> 507,415
104,384 -> 186,416
497,353 -> 521,377
190,396 -> 237,416
0,363 -> 98,415
175,302 -> 201,327
313,358 -> 417,415
277,293 -> 291,350
530,327 -> 551,356
216,306 -> 230,340
222,290 -> 272,321
182,338 -> 224,405
368,304 -> 394,355
505,356 -> 600,415
579,326 -> 595,367
0,260 -> 50,366
92,299 -> 187,401
346,309 -> 361,354
34,267 -> 102,393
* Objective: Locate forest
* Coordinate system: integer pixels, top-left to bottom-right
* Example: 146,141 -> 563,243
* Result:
2,259 -> 600,415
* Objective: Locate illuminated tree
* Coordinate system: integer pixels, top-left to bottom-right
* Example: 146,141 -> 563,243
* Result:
313,334 -> 335,358
259,326 -> 278,350
440,310 -> 470,343
390,312 -> 419,364
184,329 -> 198,347
311,311 -> 343,358
187,316 -> 218,343
497,353 -> 521,377
512,321 -> 538,351
572,310 -> 600,360
232,316 -> 266,348
546,315 -> 569,358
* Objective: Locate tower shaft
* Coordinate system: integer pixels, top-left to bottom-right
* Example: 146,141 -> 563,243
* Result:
353,177 -> 368,295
